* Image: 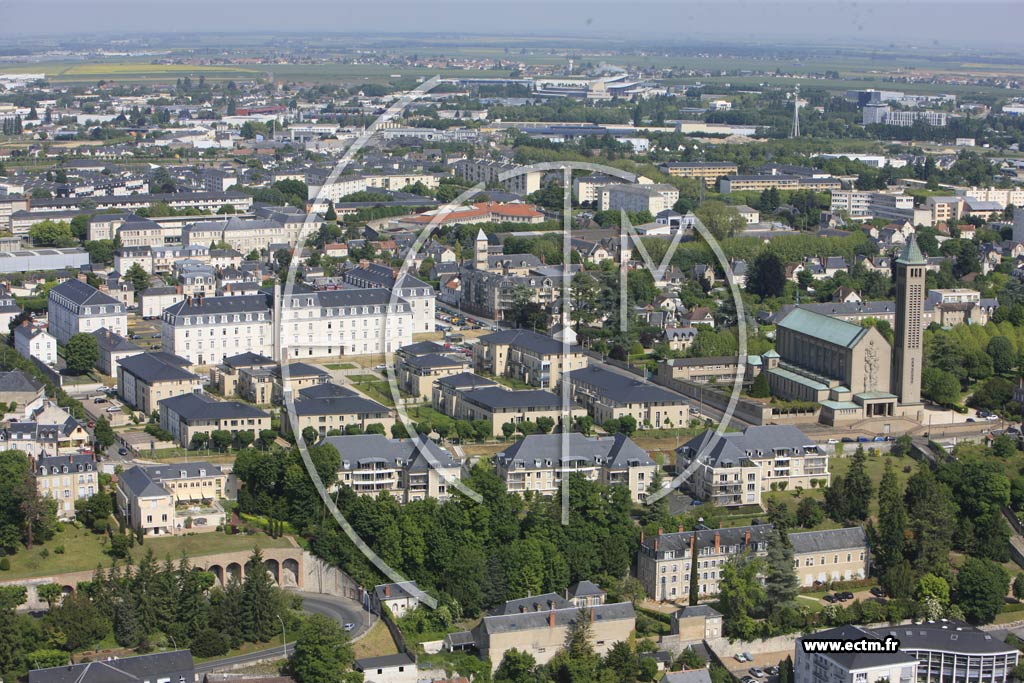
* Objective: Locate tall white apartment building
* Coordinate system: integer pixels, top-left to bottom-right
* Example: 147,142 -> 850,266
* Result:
599,183 -> 679,214
343,263 -> 435,334
278,287 -> 413,360
48,279 -> 128,345
453,159 -> 543,196
161,294 -> 273,366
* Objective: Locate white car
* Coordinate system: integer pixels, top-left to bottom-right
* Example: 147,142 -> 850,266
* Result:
827,438 -> 838,445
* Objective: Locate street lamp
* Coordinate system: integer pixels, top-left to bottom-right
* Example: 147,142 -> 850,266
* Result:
277,615 -> 287,661
167,634 -> 177,651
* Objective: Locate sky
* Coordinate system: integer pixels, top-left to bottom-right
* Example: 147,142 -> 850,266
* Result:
1,0 -> 1022,52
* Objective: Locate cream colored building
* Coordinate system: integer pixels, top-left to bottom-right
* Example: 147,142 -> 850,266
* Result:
397,342 -> 471,401
675,425 -> 830,508
566,364 -> 690,429
669,605 -> 723,642
433,379 -> 586,438
159,393 -> 270,448
474,329 -> 587,390
600,183 -> 679,214
35,453 -> 98,520
454,159 -> 543,196
323,434 -> 461,503
117,352 -> 202,415
288,386 -> 395,439
47,279 -> 128,345
117,461 -> 228,536
637,525 -> 867,602
495,432 -> 656,503
659,162 -> 738,187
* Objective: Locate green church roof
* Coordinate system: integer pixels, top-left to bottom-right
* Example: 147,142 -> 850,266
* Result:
777,307 -> 867,350
896,234 -> 926,265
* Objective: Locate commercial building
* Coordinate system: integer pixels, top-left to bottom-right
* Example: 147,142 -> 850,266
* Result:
158,393 -> 270,448
0,248 -> 89,274
395,201 -> 545,229
47,279 -> 128,345
657,356 -> 744,385
829,190 -> 931,225
795,625 -> 918,683
323,434 -> 461,502
117,352 -> 202,415
637,524 -> 868,601
565,364 -> 691,429
863,105 -> 948,127
35,453 -> 98,520
494,432 -> 656,503
474,329 -> 587,390
675,425 -> 830,508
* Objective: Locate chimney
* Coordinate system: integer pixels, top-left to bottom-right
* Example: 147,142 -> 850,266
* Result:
654,538 -> 659,552
745,530 -> 751,546
384,584 -> 391,597
658,527 -> 663,536
678,525 -> 685,533
689,533 -> 695,555
548,610 -> 556,628
714,531 -> 720,553
77,272 -> 87,283
360,259 -> 369,269
176,285 -> 182,294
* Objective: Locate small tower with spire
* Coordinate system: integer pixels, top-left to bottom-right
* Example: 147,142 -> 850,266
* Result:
474,228 -> 488,270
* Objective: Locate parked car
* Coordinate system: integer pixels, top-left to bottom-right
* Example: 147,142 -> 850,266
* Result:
691,499 -> 704,506
967,418 -> 976,423
873,436 -> 886,442
869,586 -> 885,598
118,447 -> 128,456
857,436 -> 870,442
750,668 -> 766,678
741,677 -> 757,683
823,594 -> 837,603
735,654 -> 748,662
841,437 -> 855,443
742,652 -> 753,662
978,409 -> 991,418
838,591 -> 854,601
766,666 -> 779,676
827,438 -> 838,445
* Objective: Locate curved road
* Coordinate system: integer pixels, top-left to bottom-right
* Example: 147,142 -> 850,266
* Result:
195,591 -> 370,673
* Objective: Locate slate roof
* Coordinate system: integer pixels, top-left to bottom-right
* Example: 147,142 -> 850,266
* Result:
493,593 -> 572,615
664,671 -> 713,683
159,393 -> 269,421
567,365 -> 687,404
0,370 -> 43,394
164,294 -> 270,317
92,327 -> 141,353
28,651 -> 194,683
480,328 -> 578,355
118,352 -> 198,384
567,580 -> 606,599
298,383 -> 359,399
323,434 -> 459,471
789,527 -> 869,554
403,353 -> 467,370
871,621 -> 1016,656
480,601 -> 635,635
354,653 -> 416,671
460,387 -> 562,410
400,341 -> 448,356
291,395 -> 390,417
50,279 -> 121,307
436,372 -> 499,391
677,425 -> 817,468
497,432 -> 653,470
798,626 -> 917,670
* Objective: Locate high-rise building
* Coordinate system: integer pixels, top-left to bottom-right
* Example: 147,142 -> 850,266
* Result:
893,236 -> 925,405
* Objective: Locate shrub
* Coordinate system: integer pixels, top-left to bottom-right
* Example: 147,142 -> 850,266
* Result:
0,557 -> 9,571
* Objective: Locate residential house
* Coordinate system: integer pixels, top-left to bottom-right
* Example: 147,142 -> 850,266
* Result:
28,650 -> 196,683
35,453 -> 98,520
92,327 -> 143,376
289,386 -> 395,438
13,323 -> 57,367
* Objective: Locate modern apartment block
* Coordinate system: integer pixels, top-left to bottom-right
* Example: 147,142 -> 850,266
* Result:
494,432 -> 656,503
565,364 -> 690,429
453,159 -> 543,196
473,329 -> 587,390
117,461 -> 228,535
158,393 -> 270,447
322,434 -> 461,502
675,425 -> 830,507
599,183 -> 679,214
659,162 -> 738,187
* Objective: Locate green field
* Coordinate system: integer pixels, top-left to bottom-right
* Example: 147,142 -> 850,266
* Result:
1,524 -> 294,581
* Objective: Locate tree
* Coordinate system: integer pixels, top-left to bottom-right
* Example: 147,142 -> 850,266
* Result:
922,367 -> 961,406
881,560 -> 915,601
28,220 -> 77,247
763,525 -> 798,608
242,548 -> 281,642
65,333 -> 99,374
93,417 -> 115,449
36,583 -> 62,609
536,416 -> 555,434
695,201 -> 746,240
843,447 -> 873,521
1013,573 -> 1024,601
874,458 -> 907,573
904,467 -> 958,575
494,648 -> 540,683
211,430 -> 233,452
324,201 -> 337,222
125,262 -> 150,294
987,336 -> 1016,374
748,371 -> 770,398
796,498 -> 824,528
747,251 -> 787,299
290,613 -> 358,683
915,574 -> 950,606
956,557 -> 1009,624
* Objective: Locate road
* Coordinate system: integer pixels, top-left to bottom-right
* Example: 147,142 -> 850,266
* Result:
194,591 -> 369,673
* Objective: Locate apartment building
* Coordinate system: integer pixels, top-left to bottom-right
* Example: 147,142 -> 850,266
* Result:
472,593 -> 635,671
573,173 -> 633,204
308,172 -> 442,203
397,343 -> 470,401
159,393 -> 270,448
29,651 -> 196,683
117,352 -> 201,415
139,286 -> 186,319
657,356 -> 744,385
721,175 -> 841,193
117,461 -> 228,535
600,183 -> 679,214
209,352 -> 277,397
288,384 -> 395,438
659,162 -> 738,187
278,287 -> 414,360
48,279 -> 128,345
184,215 -> 303,254
565,364 -> 690,429
494,432 -> 656,503
675,425 -> 830,507
161,294 -> 273,366
637,524 -> 867,601
956,186 -> 1024,209
454,159 -> 543,196
829,189 -> 931,225
323,434 -> 461,502
433,378 -> 585,437
474,329 -> 588,390
92,327 -> 143,376
35,453 -> 97,520
13,323 -> 57,367
795,625 -> 919,683
925,196 -> 963,224
344,262 -> 436,334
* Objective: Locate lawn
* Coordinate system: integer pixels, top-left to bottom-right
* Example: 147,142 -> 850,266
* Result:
325,363 -> 357,370
352,620 -> 399,659
351,379 -> 398,407
1,524 -> 294,580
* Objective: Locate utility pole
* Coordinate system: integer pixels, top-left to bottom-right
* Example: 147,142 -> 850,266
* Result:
277,614 -> 287,661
